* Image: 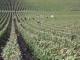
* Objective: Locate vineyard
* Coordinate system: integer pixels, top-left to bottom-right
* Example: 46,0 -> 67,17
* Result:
0,0 -> 80,60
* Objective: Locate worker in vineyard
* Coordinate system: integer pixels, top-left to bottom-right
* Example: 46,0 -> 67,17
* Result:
37,20 -> 41,24
28,17 -> 30,20
14,16 -> 16,21
24,17 -> 27,20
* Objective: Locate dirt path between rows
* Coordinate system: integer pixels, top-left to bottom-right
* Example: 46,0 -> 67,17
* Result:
0,13 -> 12,60
14,13 -> 33,60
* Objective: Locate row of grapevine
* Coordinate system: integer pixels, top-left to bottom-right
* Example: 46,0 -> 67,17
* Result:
0,12 -> 10,30
1,17 -> 22,60
1,0 -> 80,11
0,0 -> 80,11
0,12 -> 11,47
15,0 -> 80,11
0,0 -> 11,11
